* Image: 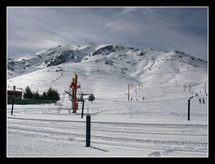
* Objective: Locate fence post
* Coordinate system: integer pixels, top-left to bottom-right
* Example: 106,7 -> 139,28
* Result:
81,100 -> 85,119
86,115 -> 91,147
188,96 -> 193,121
11,97 -> 15,115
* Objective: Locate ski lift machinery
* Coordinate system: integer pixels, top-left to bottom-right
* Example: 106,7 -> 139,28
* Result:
66,73 -> 95,117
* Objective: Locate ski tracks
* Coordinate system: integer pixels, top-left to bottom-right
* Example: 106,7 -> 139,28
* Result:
7,117 -> 208,157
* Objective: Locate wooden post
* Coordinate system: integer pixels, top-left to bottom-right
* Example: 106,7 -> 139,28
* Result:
11,97 -> 14,115
86,115 -> 91,147
188,96 -> 193,121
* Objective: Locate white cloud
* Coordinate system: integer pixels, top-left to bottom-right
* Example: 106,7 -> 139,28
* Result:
7,7 -> 207,61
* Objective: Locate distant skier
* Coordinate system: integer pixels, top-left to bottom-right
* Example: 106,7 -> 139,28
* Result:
202,98 -> 205,104
199,99 -> 202,104
143,97 -> 144,101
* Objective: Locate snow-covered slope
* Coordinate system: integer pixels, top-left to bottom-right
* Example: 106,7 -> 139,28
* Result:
7,43 -> 208,100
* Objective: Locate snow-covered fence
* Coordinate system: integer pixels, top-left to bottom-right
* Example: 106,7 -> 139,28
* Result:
7,96 -> 207,123
126,96 -> 208,121
190,96 -> 208,121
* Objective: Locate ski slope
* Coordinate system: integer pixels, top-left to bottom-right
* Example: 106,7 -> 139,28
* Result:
7,43 -> 208,157
7,43 -> 208,100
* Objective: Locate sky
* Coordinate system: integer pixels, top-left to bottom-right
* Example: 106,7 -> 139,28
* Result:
7,7 -> 208,61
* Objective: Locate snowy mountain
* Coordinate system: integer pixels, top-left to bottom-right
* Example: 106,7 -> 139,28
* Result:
7,43 -> 208,157
7,43 -> 208,100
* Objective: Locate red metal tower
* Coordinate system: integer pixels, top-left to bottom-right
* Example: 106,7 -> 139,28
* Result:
69,73 -> 80,113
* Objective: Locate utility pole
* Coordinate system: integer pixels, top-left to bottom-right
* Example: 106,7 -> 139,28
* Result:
184,83 -> 186,91
204,82 -> 207,95
188,84 -> 191,92
128,84 -> 130,101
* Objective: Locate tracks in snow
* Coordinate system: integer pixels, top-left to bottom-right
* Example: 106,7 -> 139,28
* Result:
7,117 -> 208,155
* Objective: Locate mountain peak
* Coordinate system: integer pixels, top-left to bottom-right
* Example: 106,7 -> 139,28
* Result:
8,43 -> 207,97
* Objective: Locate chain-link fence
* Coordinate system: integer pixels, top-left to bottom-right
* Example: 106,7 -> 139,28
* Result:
190,96 -> 208,121
126,96 -> 208,121
7,94 -> 208,123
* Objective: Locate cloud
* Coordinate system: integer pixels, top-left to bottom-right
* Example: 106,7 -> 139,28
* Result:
121,8 -> 138,15
7,7 -> 207,61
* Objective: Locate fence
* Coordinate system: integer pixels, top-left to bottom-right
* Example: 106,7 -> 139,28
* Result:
7,97 -> 57,105
7,95 -> 208,122
126,96 -> 208,121
7,95 -> 208,155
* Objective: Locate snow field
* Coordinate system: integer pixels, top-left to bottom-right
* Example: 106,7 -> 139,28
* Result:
7,115 -> 208,157
7,96 -> 208,157
7,43 -> 208,157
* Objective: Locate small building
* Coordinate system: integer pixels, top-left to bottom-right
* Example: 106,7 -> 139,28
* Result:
7,86 -> 23,99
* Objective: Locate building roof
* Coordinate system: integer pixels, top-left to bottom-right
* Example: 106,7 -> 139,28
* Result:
8,90 -> 22,93
7,86 -> 23,92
